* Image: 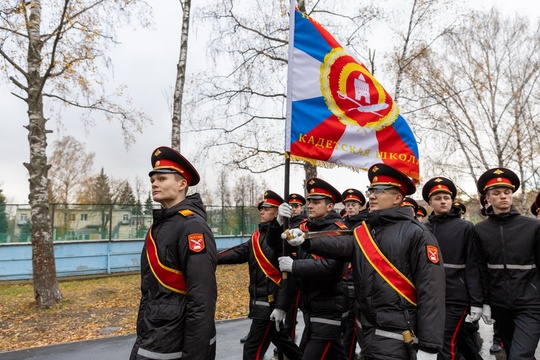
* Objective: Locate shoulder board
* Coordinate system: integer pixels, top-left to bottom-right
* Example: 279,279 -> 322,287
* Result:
335,221 -> 348,229
178,209 -> 195,217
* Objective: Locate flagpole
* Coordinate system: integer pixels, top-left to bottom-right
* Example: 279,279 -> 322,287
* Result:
283,0 -> 296,239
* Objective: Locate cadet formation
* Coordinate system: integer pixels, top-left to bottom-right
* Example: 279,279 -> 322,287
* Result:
132,145 -> 540,360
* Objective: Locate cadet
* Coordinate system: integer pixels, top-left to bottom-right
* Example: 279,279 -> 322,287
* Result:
416,205 -> 428,222
422,177 -> 483,360
217,191 -> 302,360
341,188 -> 368,360
474,167 -> 540,359
288,193 -> 308,228
401,197 -> 419,217
131,146 -> 217,360
278,178 -> 349,359
284,164 -> 446,360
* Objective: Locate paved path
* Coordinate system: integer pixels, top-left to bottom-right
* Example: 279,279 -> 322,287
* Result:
0,316 -> 537,359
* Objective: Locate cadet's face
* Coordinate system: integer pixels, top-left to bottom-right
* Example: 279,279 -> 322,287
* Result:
260,207 -> 278,222
486,187 -> 513,214
290,203 -> 303,217
345,201 -> 361,216
307,199 -> 333,219
417,215 -> 426,223
150,173 -> 187,208
429,193 -> 453,216
367,189 -> 403,212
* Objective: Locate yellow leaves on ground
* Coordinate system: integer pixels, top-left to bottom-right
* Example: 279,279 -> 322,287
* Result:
0,264 -> 250,352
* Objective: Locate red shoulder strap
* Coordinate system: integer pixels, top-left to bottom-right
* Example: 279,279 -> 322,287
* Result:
252,230 -> 281,285
354,222 -> 417,306
146,228 -> 187,294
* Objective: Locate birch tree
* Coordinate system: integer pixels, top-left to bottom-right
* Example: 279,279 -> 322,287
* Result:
0,0 -> 151,307
171,0 -> 191,151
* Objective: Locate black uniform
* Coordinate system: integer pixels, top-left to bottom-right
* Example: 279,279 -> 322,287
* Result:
217,220 -> 302,360
474,205 -> 540,359
293,211 -> 349,359
303,206 -> 446,359
342,207 -> 369,359
425,204 -> 483,360
131,194 -> 217,360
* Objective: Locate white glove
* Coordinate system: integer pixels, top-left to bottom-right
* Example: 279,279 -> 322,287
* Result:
277,203 -> 292,226
278,256 -> 294,273
467,306 -> 483,322
482,304 -> 495,325
417,350 -> 437,360
281,228 -> 305,246
270,308 -> 287,331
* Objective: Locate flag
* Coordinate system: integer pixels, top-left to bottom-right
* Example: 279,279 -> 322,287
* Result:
285,9 -> 420,182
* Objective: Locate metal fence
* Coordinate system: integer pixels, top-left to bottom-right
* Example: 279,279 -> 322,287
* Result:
0,203 -> 260,243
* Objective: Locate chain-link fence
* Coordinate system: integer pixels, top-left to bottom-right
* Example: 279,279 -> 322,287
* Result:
0,204 -> 260,243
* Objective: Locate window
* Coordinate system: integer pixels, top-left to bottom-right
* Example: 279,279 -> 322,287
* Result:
123,214 -> 130,221
19,214 -> 28,222
69,214 -> 76,222
80,214 -> 88,221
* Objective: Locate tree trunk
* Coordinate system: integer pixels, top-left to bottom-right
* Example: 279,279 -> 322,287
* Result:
171,0 -> 192,151
25,0 -> 62,308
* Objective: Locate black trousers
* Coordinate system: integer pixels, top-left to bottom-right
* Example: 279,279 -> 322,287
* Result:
243,318 -> 302,360
491,305 -> 540,359
438,305 -> 468,360
342,307 -> 358,360
457,320 -> 482,360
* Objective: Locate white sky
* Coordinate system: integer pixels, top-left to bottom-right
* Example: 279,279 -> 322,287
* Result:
0,0 -> 538,204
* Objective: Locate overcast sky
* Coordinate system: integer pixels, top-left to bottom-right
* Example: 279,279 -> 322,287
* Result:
0,0 -> 538,204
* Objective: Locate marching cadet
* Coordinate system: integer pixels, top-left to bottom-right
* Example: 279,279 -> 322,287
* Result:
341,188 -> 367,228
131,146 -> 217,360
277,178 -> 349,359
341,188 -> 368,360
416,205 -> 428,223
272,193 -> 307,358
288,193 -> 308,228
422,177 -> 483,360
217,191 -> 302,360
402,197 -> 419,217
283,163 -> 445,360
474,167 -> 540,359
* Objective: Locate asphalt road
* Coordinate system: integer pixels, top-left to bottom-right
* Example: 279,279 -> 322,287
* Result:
0,316 -> 538,359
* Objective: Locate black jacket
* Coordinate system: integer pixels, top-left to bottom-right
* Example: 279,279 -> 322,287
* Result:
292,211 -> 349,340
425,205 -> 483,307
133,194 -> 217,360
217,219 -> 290,318
474,206 -> 540,309
303,206 -> 445,355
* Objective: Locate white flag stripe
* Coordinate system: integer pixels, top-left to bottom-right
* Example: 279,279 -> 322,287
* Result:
291,47 -> 323,102
328,125 -> 380,167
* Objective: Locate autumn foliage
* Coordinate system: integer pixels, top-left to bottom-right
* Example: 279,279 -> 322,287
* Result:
0,264 -> 249,352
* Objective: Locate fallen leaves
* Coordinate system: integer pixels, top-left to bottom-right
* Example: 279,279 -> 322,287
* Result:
0,264 -> 249,352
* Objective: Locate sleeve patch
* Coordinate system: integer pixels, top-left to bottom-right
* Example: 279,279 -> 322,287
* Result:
188,233 -> 206,253
426,245 -> 439,264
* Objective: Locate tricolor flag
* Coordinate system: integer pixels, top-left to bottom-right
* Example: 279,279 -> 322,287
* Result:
285,8 -> 420,182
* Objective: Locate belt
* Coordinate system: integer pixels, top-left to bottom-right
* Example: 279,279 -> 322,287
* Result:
137,335 -> 216,359
488,263 -> 537,270
252,300 -> 271,306
444,263 -> 466,269
355,319 -> 418,343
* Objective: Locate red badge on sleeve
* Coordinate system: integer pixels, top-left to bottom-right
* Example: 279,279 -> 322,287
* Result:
188,233 -> 205,253
426,245 -> 439,264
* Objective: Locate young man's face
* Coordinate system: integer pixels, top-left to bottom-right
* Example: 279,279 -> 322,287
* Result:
485,187 -> 513,214
259,207 -> 278,222
345,201 -> 361,216
307,198 -> 333,219
429,193 -> 453,216
150,173 -> 187,208
290,203 -> 303,217
367,188 -> 403,212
